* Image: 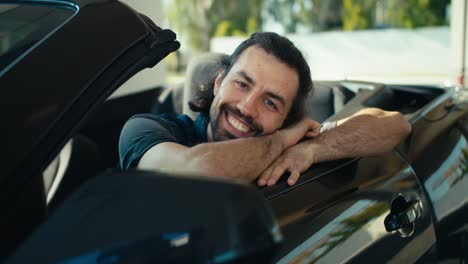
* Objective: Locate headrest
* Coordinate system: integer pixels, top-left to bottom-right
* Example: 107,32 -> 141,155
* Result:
182,53 -> 228,119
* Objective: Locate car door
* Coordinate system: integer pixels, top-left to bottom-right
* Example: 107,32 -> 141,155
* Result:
263,152 -> 436,263
261,82 -> 450,263
405,88 -> 468,262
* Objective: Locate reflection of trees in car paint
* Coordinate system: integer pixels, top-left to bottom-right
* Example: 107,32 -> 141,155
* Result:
423,132 -> 468,220
307,202 -> 389,263
279,200 -> 389,264
427,136 -> 467,196
450,148 -> 468,187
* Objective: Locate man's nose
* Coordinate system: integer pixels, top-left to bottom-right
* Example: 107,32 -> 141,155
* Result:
236,92 -> 259,119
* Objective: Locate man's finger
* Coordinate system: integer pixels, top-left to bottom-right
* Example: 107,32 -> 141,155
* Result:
287,170 -> 300,186
305,118 -> 321,130
258,155 -> 285,186
267,163 -> 287,186
305,130 -> 319,137
257,167 -> 273,186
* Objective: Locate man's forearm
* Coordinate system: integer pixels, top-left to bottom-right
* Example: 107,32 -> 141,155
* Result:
305,108 -> 411,163
257,108 -> 412,186
138,117 -> 319,183
186,132 -> 286,181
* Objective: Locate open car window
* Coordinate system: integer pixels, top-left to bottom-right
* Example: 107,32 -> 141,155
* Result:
0,3 -> 76,75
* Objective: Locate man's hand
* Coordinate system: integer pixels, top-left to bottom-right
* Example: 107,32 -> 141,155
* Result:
277,117 -> 320,148
258,108 -> 412,187
258,117 -> 320,187
257,142 -> 315,186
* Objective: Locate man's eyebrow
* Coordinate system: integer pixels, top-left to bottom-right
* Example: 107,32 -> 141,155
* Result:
237,71 -> 256,85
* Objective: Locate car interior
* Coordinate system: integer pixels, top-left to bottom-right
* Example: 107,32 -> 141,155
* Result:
42,52 -> 448,211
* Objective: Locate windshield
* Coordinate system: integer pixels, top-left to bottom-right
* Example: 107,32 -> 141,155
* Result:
0,3 -> 76,74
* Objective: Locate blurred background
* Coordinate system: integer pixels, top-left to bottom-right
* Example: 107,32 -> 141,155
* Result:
118,0 -> 464,98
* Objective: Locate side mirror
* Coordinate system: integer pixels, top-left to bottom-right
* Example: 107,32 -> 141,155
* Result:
8,171 -> 282,263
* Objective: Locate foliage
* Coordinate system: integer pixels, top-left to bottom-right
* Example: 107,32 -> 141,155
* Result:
166,0 -> 451,51
383,0 -> 449,28
166,0 -> 261,51
263,0 -> 313,33
263,0 -> 342,33
341,0 -> 450,31
342,0 -> 376,30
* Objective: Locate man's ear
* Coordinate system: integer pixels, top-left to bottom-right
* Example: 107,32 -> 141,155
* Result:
213,69 -> 225,96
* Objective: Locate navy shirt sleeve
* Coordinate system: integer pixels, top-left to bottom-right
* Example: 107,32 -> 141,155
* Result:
118,113 -> 196,170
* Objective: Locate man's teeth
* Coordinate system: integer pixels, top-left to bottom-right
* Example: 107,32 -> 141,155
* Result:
227,113 -> 250,133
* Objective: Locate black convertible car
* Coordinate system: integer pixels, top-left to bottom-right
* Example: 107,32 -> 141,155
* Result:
1,0 -> 467,263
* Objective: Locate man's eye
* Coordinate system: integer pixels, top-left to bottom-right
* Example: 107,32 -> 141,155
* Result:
235,81 -> 248,90
264,99 -> 277,110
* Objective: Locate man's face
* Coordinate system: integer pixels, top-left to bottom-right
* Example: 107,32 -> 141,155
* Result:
208,46 -> 299,142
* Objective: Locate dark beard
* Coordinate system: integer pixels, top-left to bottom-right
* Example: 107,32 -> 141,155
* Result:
210,104 -> 263,141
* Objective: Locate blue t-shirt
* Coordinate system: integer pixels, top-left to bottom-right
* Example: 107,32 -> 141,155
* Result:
119,113 -> 208,170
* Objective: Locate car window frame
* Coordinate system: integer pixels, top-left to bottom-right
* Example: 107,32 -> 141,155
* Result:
0,0 -> 79,78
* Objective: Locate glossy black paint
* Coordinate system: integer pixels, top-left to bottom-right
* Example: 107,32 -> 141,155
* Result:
8,171 -> 281,263
259,83 -> 467,263
407,94 -> 468,262
263,151 -> 435,263
0,0 -> 179,258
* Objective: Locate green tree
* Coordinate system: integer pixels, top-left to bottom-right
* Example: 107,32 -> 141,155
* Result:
264,0 -> 311,33
342,0 -> 450,31
166,0 -> 262,51
384,0 -> 450,28
263,0 -> 342,33
342,0 -> 376,31
167,0 -> 451,50
310,0 -> 343,31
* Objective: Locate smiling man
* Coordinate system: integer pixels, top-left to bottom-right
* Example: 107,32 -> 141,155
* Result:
119,32 -> 411,186
207,45 -> 306,141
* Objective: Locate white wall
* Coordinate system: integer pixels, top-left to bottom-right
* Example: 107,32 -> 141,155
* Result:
110,0 -> 168,99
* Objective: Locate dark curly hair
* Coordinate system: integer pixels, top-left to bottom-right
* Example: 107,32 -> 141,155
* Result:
188,32 -> 313,127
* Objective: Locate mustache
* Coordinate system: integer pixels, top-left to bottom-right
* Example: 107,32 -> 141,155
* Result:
221,104 -> 263,135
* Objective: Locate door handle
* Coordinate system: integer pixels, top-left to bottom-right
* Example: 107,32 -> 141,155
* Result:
384,194 -> 422,237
